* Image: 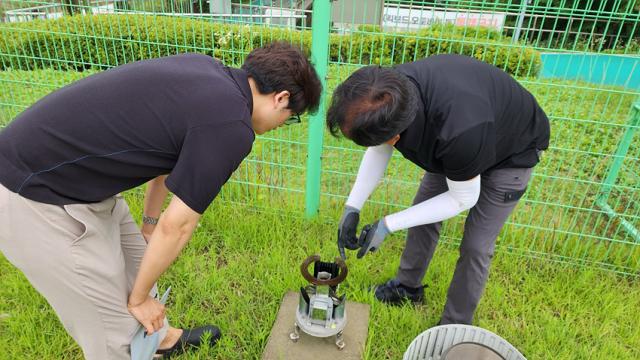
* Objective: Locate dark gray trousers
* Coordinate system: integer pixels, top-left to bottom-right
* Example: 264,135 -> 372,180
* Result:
395,167 -> 533,325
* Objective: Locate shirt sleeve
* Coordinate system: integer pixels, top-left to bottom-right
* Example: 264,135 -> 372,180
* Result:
437,99 -> 496,181
384,176 -> 481,232
345,144 -> 394,210
166,121 -> 254,214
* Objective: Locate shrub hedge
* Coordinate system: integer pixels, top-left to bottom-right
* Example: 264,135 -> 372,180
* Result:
0,14 -> 541,77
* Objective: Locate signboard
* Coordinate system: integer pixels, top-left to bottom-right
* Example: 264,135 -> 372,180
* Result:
382,6 -> 506,32
264,7 -> 298,27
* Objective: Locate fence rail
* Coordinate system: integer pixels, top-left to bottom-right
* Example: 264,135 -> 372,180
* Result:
0,0 -> 638,275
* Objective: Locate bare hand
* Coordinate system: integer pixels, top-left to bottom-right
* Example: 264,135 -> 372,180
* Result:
127,296 -> 166,335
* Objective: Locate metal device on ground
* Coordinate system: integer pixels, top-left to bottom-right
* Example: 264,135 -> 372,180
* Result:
290,255 -> 348,350
403,324 -> 526,360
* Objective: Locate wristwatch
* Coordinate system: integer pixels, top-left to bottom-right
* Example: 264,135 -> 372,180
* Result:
142,215 -> 159,225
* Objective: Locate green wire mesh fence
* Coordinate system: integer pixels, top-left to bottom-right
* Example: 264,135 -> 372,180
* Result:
320,0 -> 640,277
0,0 -> 638,275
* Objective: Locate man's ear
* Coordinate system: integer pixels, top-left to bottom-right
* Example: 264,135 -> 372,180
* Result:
274,90 -> 290,108
386,134 -> 401,146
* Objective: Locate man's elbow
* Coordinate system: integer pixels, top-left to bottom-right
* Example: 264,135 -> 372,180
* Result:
156,215 -> 197,247
447,177 -> 481,210
458,193 -> 479,210
158,218 -> 187,237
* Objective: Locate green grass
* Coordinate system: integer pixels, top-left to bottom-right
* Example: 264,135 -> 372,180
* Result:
1,196 -> 639,359
0,67 -> 639,359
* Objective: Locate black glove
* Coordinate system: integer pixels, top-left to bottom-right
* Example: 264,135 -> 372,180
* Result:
337,205 -> 360,259
356,219 -> 390,259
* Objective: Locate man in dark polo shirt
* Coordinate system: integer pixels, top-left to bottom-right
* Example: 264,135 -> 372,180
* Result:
0,42 -> 321,359
328,54 -> 549,325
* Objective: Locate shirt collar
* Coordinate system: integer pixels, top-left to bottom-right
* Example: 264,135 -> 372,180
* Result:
227,67 -> 253,116
395,82 -> 425,152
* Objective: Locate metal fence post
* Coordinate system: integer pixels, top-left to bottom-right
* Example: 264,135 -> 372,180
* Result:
305,0 -> 331,218
596,101 -> 640,243
512,0 -> 531,43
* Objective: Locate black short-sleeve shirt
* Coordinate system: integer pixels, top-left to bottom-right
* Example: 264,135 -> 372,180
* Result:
394,54 -> 550,181
0,53 -> 255,214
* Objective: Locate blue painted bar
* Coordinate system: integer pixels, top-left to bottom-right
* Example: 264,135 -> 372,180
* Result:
539,53 -> 640,90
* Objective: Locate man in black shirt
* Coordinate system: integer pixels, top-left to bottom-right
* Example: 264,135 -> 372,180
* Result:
0,42 -> 321,359
328,54 -> 549,325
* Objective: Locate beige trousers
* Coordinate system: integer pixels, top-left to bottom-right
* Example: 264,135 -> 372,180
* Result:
0,183 -> 168,359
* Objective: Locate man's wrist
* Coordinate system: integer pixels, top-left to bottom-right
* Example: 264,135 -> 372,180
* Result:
142,215 -> 159,225
381,217 -> 391,234
344,204 -> 360,214
128,293 -> 147,307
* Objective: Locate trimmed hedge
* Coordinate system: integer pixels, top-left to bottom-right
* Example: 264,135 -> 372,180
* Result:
0,15 -> 541,77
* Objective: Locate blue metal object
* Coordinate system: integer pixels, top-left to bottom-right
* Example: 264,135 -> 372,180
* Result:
540,53 -> 640,90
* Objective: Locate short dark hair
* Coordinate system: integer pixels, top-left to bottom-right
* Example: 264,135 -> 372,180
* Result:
327,66 -> 418,146
242,42 -> 322,115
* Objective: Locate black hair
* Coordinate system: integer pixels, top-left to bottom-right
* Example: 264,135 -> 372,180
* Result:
326,66 -> 418,146
242,42 -> 322,115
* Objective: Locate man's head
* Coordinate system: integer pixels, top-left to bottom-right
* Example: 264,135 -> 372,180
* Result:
327,66 -> 418,146
242,42 -> 322,134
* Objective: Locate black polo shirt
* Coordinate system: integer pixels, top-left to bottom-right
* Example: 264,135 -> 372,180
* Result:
0,53 -> 255,214
394,54 -> 550,181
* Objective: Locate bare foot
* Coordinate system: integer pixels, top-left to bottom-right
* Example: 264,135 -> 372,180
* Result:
158,326 -> 183,350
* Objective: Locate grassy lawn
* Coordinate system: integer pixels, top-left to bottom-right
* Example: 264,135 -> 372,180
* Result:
1,198 -> 639,359
0,68 -> 639,359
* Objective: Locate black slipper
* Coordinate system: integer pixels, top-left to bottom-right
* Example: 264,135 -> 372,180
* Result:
155,325 -> 221,358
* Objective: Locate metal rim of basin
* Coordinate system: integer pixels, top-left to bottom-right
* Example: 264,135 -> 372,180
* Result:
403,324 -> 527,360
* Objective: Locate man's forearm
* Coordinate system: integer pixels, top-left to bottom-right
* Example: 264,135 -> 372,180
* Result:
385,176 -> 481,232
345,144 -> 393,210
142,175 -> 169,236
128,222 -> 193,305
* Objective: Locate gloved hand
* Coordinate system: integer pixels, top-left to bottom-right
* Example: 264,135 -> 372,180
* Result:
356,219 -> 390,259
337,205 -> 360,260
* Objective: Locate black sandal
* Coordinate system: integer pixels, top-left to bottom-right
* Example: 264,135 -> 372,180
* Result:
155,325 -> 221,358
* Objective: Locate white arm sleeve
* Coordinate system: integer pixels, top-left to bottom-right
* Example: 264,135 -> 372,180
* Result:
384,176 -> 481,232
344,144 -> 394,210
